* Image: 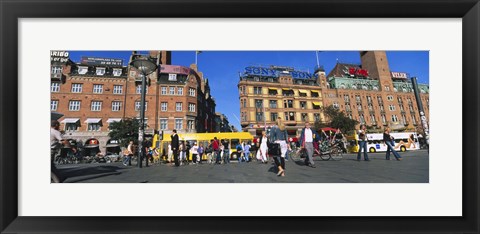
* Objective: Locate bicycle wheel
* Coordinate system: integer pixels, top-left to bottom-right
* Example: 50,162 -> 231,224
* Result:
319,152 -> 331,161
330,146 -> 343,161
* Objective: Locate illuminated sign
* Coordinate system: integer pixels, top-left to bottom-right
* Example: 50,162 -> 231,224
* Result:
244,66 -> 313,79
81,57 -> 123,66
160,65 -> 191,76
391,72 -> 408,79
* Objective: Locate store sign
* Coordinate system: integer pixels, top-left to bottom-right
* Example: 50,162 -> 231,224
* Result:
347,67 -> 369,77
50,51 -> 69,63
160,65 -> 191,76
244,66 -> 313,79
81,57 -> 123,66
391,72 -> 408,79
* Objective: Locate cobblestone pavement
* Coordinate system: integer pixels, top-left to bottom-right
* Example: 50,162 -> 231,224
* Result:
58,150 -> 429,183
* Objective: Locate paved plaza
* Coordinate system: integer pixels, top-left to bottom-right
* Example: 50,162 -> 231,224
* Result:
58,150 -> 429,183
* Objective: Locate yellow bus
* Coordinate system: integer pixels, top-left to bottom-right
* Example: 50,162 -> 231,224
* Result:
152,132 -> 254,161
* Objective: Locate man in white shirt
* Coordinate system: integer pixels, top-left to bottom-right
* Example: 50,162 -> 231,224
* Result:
299,122 -> 319,168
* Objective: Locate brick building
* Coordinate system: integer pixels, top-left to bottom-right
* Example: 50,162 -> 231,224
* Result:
238,51 -> 429,137
50,51 -> 216,149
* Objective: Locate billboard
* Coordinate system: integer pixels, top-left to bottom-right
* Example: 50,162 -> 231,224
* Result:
81,57 -> 123,66
159,65 -> 191,76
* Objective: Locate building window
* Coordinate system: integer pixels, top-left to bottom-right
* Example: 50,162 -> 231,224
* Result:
178,87 -> 184,95
300,101 -> 307,109
91,101 -> 102,111
71,83 -> 83,93
113,68 -> 122,76
344,95 -> 350,103
189,88 -> 196,96
88,123 -> 101,131
387,95 -> 394,101
357,105 -> 363,111
285,112 -> 295,121
269,100 -> 277,109
93,84 -> 103,94
355,95 -> 361,103
240,99 -> 246,108
241,112 -> 246,121
389,105 -> 396,111
284,99 -> 293,108
256,112 -> 264,122
161,87 -> 167,95
188,103 -> 196,112
51,82 -> 60,92
392,115 -> 399,122
65,123 -> 78,132
187,120 -> 195,131
176,102 -> 183,111
51,66 -> 62,74
270,112 -> 278,121
169,74 -> 177,81
96,67 -> 105,76
136,85 -> 148,94
301,113 -> 308,121
314,113 -> 320,122
78,66 -> 88,75
161,102 -> 168,112
366,96 -> 372,104
299,91 -> 307,97
51,100 -> 58,111
359,114 -> 365,124
381,114 -> 387,124
255,99 -> 263,109
69,100 -> 81,111
412,115 -> 417,125
253,86 -> 262,95
346,105 -> 351,111
175,118 -> 183,130
333,102 -> 339,109
113,85 -> 123,94
370,114 -> 376,124
112,101 -> 121,112
169,87 -> 175,95
160,119 -> 168,130
385,86 -> 390,91
135,101 -> 148,111
402,114 -> 407,125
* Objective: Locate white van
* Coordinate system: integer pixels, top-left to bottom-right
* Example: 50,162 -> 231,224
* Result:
366,132 -> 420,153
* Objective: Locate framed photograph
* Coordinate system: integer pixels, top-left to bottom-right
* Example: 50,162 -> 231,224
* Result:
1,0 -> 478,233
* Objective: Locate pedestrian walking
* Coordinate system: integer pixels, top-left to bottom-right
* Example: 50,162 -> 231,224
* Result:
171,129 -> 180,167
258,130 -> 269,163
167,144 -> 173,165
51,120 -> 69,182
223,140 -> 230,164
243,141 -> 251,162
190,142 -> 199,164
236,143 -> 244,162
357,124 -> 370,161
212,137 -> 221,164
180,141 -> 187,165
197,143 -> 204,164
384,127 -> 403,161
270,117 -> 289,176
123,140 -> 134,166
299,122 -> 320,168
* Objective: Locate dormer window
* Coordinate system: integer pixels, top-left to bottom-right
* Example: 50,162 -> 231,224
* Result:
168,74 -> 177,81
113,68 -> 122,76
96,67 -> 105,76
78,66 -> 88,75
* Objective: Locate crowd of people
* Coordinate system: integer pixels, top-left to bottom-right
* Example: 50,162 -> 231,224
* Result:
51,117 -> 409,182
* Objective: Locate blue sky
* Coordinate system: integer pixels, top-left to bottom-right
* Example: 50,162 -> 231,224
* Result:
67,51 -> 429,130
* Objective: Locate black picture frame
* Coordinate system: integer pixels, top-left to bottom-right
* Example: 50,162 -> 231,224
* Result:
1,0 -> 478,233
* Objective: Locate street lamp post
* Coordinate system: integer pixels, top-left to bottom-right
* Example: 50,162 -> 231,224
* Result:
130,58 -> 157,168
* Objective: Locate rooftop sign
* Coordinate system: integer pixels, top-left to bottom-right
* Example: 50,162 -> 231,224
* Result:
51,51 -> 69,63
244,66 -> 314,79
391,72 -> 408,79
81,57 -> 123,66
159,65 -> 191,76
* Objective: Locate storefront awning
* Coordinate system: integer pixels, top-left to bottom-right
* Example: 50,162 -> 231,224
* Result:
282,88 -> 292,91
84,118 -> 102,123
61,118 -> 79,123
106,118 -> 122,123
312,102 -> 321,106
298,89 -> 308,93
311,90 -> 320,94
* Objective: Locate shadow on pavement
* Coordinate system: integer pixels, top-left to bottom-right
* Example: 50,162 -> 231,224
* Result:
59,165 -> 126,183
